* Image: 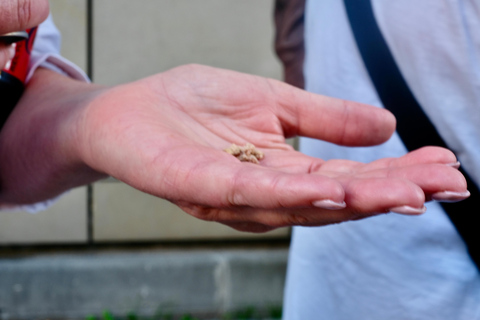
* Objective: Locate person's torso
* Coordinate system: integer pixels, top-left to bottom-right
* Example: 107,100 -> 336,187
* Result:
283,1 -> 480,319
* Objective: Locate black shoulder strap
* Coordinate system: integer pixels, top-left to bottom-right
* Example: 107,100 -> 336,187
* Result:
343,0 -> 480,270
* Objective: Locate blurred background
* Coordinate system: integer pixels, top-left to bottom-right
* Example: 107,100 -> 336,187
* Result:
0,1 -> 291,319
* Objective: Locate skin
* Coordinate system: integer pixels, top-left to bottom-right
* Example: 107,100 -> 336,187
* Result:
0,0 -> 49,68
0,65 -> 469,232
0,0 -> 469,231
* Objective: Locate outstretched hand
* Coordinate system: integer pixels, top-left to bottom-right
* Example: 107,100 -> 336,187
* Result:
0,65 -> 468,232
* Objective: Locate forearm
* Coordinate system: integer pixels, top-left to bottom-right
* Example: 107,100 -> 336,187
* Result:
0,67 -> 108,204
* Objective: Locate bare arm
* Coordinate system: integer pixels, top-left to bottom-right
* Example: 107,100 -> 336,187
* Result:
0,65 -> 468,231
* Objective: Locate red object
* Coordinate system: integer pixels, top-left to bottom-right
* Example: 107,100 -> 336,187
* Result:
0,27 -> 38,128
2,27 -> 38,84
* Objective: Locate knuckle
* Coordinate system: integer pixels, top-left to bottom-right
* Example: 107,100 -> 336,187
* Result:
186,205 -> 222,222
227,170 -> 248,206
267,210 -> 312,228
287,213 -> 311,226
15,0 -> 32,29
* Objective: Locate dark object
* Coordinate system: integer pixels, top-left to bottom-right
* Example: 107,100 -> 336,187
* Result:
0,31 -> 29,44
343,0 -> 480,270
274,0 -> 306,89
0,71 -> 24,127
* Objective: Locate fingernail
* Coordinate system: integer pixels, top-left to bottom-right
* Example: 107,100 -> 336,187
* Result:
389,205 -> 427,215
313,199 -> 346,210
432,190 -> 470,203
8,45 -> 16,60
446,161 -> 461,169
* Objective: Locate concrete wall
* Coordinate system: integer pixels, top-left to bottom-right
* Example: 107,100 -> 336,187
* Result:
0,249 -> 288,318
0,0 -> 290,245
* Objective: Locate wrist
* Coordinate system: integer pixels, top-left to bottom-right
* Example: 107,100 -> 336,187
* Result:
0,68 -> 108,203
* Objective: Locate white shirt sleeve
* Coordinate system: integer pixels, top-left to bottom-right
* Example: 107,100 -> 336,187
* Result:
0,14 -> 89,213
28,14 -> 89,83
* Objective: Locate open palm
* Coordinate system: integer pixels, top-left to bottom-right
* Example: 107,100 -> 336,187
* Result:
77,64 -> 467,231
1,65 -> 466,231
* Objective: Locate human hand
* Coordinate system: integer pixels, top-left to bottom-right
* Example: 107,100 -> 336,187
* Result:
0,0 -> 49,68
0,65 -> 469,232
77,65 -> 467,231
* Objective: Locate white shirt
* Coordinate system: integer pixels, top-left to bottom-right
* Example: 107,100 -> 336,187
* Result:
29,15 -> 88,83
283,1 -> 480,319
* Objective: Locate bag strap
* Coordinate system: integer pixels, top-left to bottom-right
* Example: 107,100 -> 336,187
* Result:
343,0 -> 480,270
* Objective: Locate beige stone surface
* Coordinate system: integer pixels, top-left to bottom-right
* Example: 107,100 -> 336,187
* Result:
92,0 -> 282,85
91,0 -> 288,242
49,0 -> 88,73
93,182 -> 289,242
0,188 -> 88,244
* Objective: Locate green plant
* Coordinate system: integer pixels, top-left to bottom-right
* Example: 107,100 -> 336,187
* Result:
85,305 -> 282,320
126,311 -> 138,320
179,314 -> 199,320
233,306 -> 256,320
268,306 -> 282,319
102,310 -> 115,320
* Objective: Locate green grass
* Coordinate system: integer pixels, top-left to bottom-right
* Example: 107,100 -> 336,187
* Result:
85,306 -> 282,320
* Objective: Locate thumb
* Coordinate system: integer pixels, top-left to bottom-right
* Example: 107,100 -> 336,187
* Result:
270,79 -> 397,146
0,0 -> 49,34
